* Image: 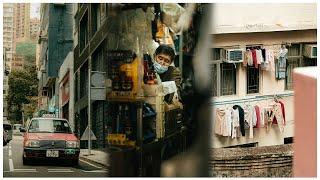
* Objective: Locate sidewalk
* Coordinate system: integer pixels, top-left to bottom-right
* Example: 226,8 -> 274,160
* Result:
79,149 -> 109,168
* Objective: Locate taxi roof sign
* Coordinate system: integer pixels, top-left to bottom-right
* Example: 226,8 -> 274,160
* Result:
42,114 -> 56,118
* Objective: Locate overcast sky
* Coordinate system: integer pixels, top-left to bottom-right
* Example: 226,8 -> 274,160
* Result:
30,3 -> 40,19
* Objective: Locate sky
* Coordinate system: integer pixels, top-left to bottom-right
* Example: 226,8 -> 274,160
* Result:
30,3 -> 40,19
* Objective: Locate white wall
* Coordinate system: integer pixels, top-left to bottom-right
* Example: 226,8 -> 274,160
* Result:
210,30 -> 316,148
211,3 -> 317,34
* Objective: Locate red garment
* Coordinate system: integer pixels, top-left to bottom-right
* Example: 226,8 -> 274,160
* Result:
272,101 -> 286,125
254,105 -> 261,128
251,49 -> 258,68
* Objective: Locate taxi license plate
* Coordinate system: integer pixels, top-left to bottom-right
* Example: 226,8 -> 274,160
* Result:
46,150 -> 59,157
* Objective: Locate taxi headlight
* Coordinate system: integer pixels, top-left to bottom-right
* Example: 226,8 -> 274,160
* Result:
66,141 -> 79,148
25,140 -> 40,147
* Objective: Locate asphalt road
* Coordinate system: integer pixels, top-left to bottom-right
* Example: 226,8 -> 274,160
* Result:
3,135 -> 109,177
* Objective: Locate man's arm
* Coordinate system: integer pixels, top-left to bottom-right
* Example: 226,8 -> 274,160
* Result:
165,67 -> 182,103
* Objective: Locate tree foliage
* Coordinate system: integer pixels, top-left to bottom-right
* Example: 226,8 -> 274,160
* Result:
7,65 -> 38,123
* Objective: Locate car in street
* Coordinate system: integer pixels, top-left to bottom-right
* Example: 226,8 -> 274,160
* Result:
3,121 -> 13,145
13,124 -> 23,136
20,117 -> 80,165
4,129 -> 8,146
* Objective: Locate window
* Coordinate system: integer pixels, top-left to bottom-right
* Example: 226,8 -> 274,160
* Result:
91,4 -> 101,36
92,47 -> 105,72
210,64 -> 218,96
247,66 -> 260,94
75,72 -> 79,101
286,44 -> 302,90
220,63 -> 236,96
28,119 -> 72,134
79,11 -> 88,52
80,62 -> 88,98
210,48 -> 237,96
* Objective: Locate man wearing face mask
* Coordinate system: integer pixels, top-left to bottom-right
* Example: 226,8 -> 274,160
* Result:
153,44 -> 182,103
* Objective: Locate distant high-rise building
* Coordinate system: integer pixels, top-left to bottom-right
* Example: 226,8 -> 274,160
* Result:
14,3 -> 30,41
30,18 -> 40,39
3,3 -> 15,71
3,3 -> 15,118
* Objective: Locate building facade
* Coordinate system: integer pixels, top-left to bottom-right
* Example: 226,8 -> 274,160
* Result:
3,4 -> 15,118
37,3 -> 74,117
73,4 -> 157,148
14,3 -> 31,41
30,18 -> 40,40
3,4 -> 15,71
210,4 -> 317,148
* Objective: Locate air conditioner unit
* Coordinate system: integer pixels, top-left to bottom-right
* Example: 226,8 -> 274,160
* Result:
221,49 -> 244,63
304,44 -> 317,58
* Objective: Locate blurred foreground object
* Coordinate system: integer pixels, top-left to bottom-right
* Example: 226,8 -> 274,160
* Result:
293,67 -> 317,177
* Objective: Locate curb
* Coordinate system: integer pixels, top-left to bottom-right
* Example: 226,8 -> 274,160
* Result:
79,156 -> 109,169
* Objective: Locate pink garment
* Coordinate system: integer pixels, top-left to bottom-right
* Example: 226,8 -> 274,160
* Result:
252,49 -> 258,68
254,105 -> 261,128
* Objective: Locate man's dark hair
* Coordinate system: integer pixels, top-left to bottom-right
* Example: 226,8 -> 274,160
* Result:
155,44 -> 175,63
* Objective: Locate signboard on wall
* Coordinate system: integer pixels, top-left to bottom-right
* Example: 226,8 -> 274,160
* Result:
90,71 -> 106,101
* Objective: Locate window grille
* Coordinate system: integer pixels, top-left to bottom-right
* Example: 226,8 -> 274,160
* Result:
210,48 -> 237,96
286,44 -> 302,90
220,63 -> 236,96
247,66 -> 259,94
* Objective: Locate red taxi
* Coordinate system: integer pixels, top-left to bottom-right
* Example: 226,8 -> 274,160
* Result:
20,117 -> 80,165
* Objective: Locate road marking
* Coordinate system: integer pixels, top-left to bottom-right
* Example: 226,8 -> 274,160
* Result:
14,169 -> 37,171
14,169 -> 37,172
79,159 -> 104,169
47,168 -> 73,171
9,148 -> 12,157
9,159 -> 14,172
82,169 -> 109,173
48,168 -> 74,173
48,170 -> 74,173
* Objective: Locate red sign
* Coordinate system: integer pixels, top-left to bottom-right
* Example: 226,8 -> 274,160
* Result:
61,72 -> 70,106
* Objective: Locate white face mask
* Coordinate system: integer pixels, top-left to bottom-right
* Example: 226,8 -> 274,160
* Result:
154,61 -> 168,74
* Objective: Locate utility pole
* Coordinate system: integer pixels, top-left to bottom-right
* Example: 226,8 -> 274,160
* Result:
88,55 -> 92,155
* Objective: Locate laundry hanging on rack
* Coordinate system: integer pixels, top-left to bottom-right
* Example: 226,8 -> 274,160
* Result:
272,100 -> 286,125
214,108 -> 233,137
214,99 -> 286,138
244,49 -> 254,67
255,105 -> 261,128
214,108 -> 225,136
259,105 -> 265,128
231,107 -> 240,139
233,105 -> 245,136
243,48 -> 271,69
256,49 -> 263,66
275,46 -> 288,79
244,105 -> 256,139
261,48 -> 266,62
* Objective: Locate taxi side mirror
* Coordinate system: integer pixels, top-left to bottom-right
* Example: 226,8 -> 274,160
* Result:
20,128 -> 26,133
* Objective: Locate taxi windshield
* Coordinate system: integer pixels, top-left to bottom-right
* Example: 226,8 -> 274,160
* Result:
28,119 -> 72,133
